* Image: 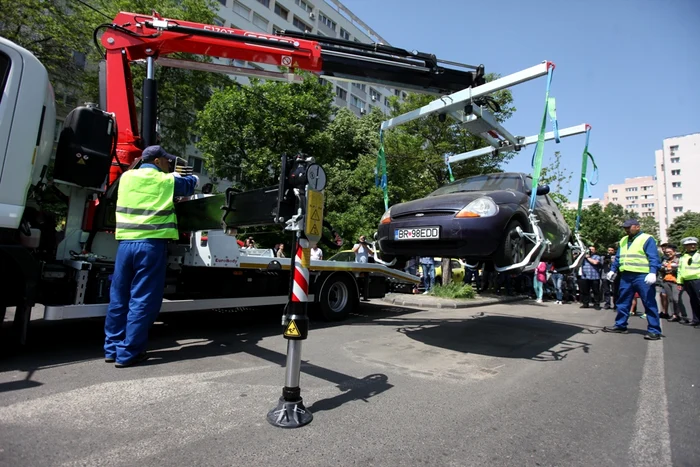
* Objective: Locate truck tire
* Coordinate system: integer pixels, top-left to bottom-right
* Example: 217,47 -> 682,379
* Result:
318,273 -> 357,321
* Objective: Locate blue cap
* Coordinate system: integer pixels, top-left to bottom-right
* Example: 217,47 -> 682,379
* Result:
621,219 -> 640,228
141,145 -> 176,162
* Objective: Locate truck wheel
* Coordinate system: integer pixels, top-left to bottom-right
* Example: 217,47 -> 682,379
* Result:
318,274 -> 356,321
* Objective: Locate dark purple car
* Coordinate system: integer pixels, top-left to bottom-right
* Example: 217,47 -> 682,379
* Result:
376,172 -> 573,269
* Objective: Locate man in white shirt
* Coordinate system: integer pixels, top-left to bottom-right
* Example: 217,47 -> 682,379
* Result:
352,235 -> 374,263
310,243 -> 323,261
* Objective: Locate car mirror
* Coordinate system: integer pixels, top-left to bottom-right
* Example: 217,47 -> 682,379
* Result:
532,185 -> 550,196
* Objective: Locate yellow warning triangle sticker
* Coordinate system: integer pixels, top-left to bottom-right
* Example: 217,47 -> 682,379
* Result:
284,320 -> 301,337
77,159 -> 86,165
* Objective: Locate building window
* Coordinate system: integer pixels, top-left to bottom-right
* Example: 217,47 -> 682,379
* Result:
671,157 -> 680,163
612,189 -> 618,193
217,0 -> 227,5
670,145 -> 678,155
253,13 -> 269,30
352,82 -> 366,92
274,3 -> 289,20
673,194 -> 683,200
295,0 -> 313,12
335,86 -> 347,100
672,181 -> 681,188
272,25 -> 284,35
350,95 -> 365,110
671,169 -> 681,176
233,1 -> 250,19
625,187 -> 638,192
340,28 -> 350,40
674,207 -> 683,213
188,157 -> 206,175
319,12 -> 336,31
213,16 -> 225,26
257,0 -> 270,7
612,197 -> 618,201
369,87 -> 381,102
384,96 -> 390,107
292,16 -> 311,31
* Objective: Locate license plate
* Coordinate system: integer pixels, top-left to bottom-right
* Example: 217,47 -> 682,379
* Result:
394,226 -> 440,240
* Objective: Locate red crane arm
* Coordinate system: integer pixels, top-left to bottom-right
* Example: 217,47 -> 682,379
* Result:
99,11 -> 323,182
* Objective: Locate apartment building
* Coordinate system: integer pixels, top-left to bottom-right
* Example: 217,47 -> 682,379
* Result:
187,0 -> 404,189
655,132 -> 700,241
603,176 -> 658,220
564,198 -> 603,211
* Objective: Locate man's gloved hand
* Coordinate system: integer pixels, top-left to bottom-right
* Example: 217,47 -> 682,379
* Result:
644,273 -> 656,285
191,174 -> 199,188
606,271 -> 616,282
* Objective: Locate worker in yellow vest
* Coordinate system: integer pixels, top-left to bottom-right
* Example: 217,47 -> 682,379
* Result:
603,219 -> 662,339
677,237 -> 700,327
104,146 -> 198,367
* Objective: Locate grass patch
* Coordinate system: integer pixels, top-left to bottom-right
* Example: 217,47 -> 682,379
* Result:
429,282 -> 476,299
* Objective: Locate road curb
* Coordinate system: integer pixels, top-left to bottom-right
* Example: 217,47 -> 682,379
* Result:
381,293 -> 529,309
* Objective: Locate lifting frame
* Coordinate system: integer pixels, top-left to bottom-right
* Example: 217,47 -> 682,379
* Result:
379,61 -> 590,273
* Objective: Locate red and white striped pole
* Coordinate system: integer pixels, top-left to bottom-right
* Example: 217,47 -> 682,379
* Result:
291,238 -> 310,303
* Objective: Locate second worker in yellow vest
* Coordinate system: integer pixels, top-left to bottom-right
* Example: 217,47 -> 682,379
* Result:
603,218 -> 663,339
676,237 -> 700,327
104,145 -> 199,367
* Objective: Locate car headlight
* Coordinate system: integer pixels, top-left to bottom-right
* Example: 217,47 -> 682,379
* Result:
380,207 -> 392,224
456,197 -> 499,218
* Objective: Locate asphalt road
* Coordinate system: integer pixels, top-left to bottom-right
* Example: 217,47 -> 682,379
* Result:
0,299 -> 697,467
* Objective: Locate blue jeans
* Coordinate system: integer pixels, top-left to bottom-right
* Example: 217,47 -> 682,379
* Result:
105,240 -> 168,364
421,263 -> 435,291
533,280 -> 543,300
552,273 -> 564,301
614,272 -> 662,334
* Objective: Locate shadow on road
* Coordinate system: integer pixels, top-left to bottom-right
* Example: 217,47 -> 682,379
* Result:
397,315 -> 591,361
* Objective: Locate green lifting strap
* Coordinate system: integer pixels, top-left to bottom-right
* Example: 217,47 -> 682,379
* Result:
376,130 -> 389,211
575,125 -> 597,232
528,64 -> 558,212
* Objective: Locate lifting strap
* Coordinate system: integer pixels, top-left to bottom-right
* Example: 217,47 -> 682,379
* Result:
445,155 -> 455,183
529,64 -> 559,212
575,125 -> 597,232
376,130 -> 389,211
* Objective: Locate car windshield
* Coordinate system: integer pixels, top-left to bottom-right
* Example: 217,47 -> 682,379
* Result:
429,173 -> 523,196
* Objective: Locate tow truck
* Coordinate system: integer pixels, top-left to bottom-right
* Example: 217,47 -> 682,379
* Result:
0,11 -> 492,343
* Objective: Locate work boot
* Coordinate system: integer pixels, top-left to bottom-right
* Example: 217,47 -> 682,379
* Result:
115,352 -> 149,368
643,332 -> 661,340
602,326 -> 628,333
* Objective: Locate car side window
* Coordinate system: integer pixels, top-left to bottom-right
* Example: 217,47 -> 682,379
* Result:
450,260 -> 461,269
523,176 -> 533,193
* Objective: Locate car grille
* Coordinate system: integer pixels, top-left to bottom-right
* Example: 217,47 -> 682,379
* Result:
392,210 -> 457,219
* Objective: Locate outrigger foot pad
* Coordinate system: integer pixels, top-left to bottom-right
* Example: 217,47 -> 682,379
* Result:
267,396 -> 313,428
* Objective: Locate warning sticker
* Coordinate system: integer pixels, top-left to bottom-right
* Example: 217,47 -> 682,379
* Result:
284,320 -> 301,338
305,189 -> 324,241
281,56 -> 292,66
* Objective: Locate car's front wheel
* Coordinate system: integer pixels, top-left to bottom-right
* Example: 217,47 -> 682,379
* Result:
494,219 -> 531,268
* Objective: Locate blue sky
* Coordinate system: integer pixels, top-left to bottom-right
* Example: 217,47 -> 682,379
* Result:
343,0 -> 700,201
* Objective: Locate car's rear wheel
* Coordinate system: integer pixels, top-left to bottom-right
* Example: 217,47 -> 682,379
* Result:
495,219 -> 531,268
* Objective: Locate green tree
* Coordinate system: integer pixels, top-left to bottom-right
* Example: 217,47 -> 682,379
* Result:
666,211 -> 700,245
0,0 -> 93,96
540,151 -> 573,210
195,74 -> 335,188
639,216 -> 660,240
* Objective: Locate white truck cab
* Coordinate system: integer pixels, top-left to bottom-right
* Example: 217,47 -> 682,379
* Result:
0,37 -> 56,230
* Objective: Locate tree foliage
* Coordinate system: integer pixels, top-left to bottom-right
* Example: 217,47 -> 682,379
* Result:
540,151 -> 573,210
666,211 -> 700,245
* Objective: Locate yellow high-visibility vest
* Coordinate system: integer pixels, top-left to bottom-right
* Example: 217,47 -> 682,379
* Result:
677,251 -> 700,284
618,233 -> 652,273
115,167 -> 178,240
